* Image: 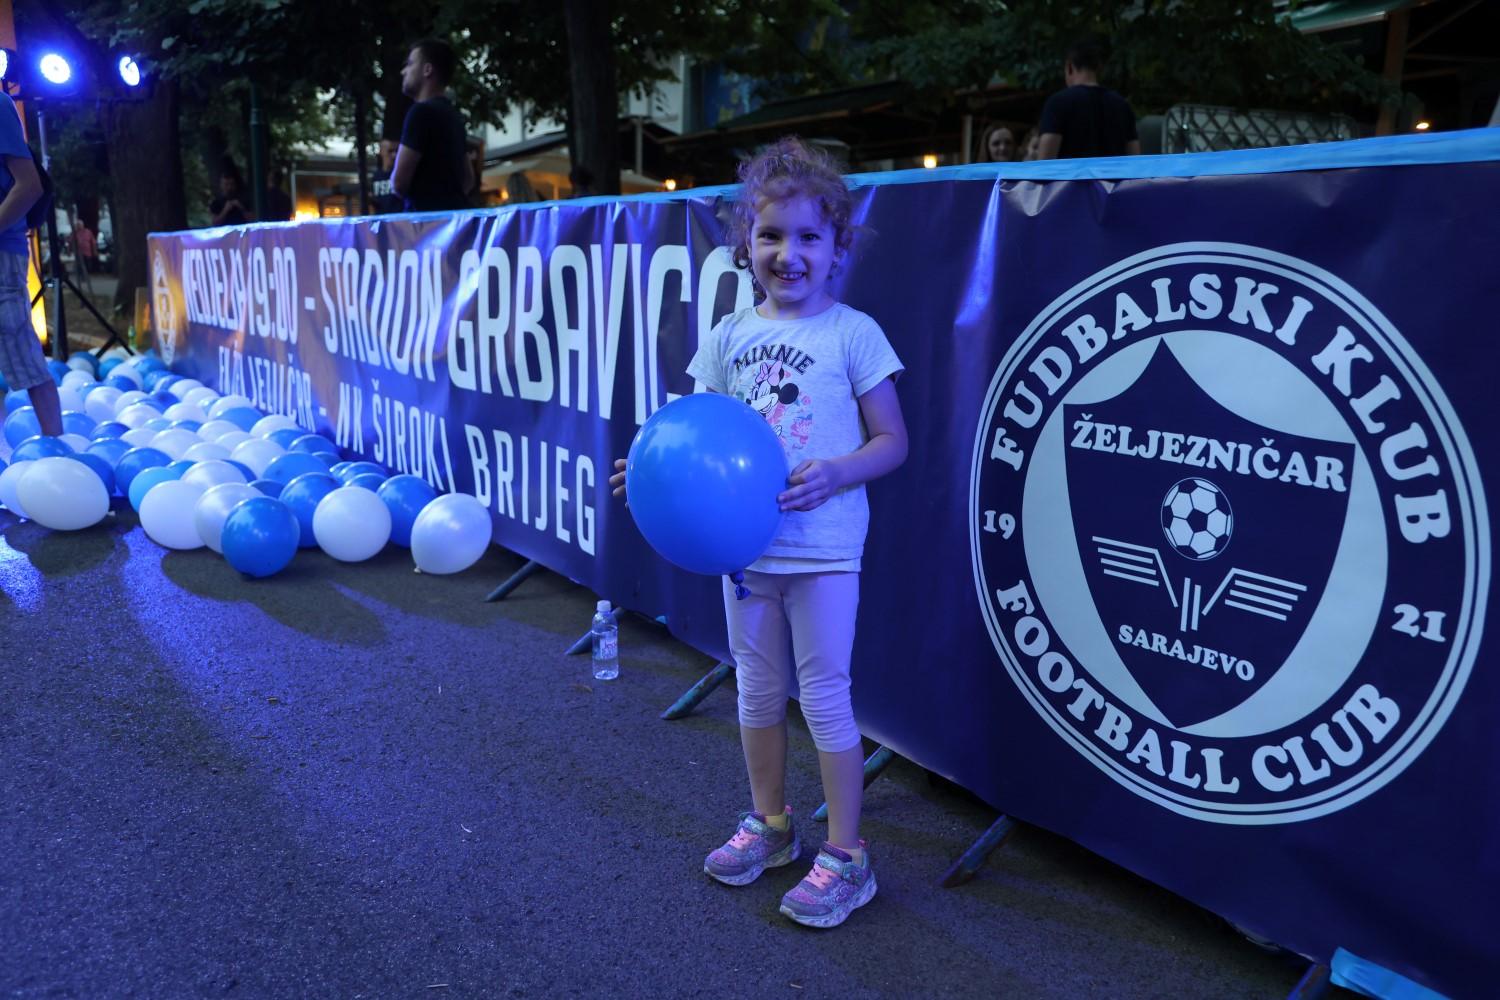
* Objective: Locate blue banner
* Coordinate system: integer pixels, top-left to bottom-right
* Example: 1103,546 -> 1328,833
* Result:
150,129 -> 1500,998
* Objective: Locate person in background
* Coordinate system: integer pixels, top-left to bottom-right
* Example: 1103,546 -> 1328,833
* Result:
391,38 -> 473,212
979,123 -> 1017,162
0,92 -> 61,436
1035,38 -> 1141,160
1019,128 -> 1041,161
505,172 -> 541,204
70,211 -> 96,293
209,167 -> 252,226
264,169 -> 293,222
371,139 -> 405,214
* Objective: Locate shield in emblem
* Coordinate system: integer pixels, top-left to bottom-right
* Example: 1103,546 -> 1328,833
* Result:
1063,342 -> 1355,728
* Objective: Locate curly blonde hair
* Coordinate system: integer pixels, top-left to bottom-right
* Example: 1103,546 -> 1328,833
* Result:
727,136 -> 855,273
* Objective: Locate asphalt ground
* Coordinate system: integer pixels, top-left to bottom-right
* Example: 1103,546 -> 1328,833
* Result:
0,505 -> 1344,999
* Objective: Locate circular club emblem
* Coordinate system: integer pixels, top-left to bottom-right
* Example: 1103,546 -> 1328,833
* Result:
970,243 -> 1487,824
151,248 -> 177,365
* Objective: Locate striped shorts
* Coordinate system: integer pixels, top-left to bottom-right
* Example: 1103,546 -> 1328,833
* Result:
0,251 -> 49,391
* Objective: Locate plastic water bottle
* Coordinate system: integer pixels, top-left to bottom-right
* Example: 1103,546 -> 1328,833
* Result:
591,600 -> 619,680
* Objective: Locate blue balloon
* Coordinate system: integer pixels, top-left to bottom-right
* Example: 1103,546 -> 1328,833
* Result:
0,456 -> 7,474
329,461 -> 352,477
46,359 -> 69,384
624,393 -> 786,575
87,437 -> 132,469
166,460 -> 195,475
218,406 -> 262,432
143,370 -> 175,392
226,460 -> 257,482
98,357 -> 122,379
150,391 -> 179,408
349,472 -> 386,492
267,427 -> 304,451
61,410 -> 96,436
169,419 -> 203,433
4,406 -> 41,445
66,451 -> 117,494
377,474 -> 437,547
91,421 -> 129,440
0,371 -> 7,391
142,417 -> 172,433
336,461 -> 386,484
279,472 -> 339,548
4,388 -> 28,413
315,451 -> 340,469
136,355 -> 167,373
221,496 -> 300,576
250,478 -> 284,497
105,375 -> 138,392
262,451 -> 329,486
114,446 -> 172,494
128,464 -> 184,510
12,434 -> 72,463
77,382 -> 105,400
291,434 -> 339,457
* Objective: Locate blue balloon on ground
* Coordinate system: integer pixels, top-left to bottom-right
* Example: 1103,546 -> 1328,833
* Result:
330,462 -> 352,477
91,420 -> 129,440
349,472 -> 386,492
218,406 -> 262,432
263,450 -> 328,485
143,417 -> 172,433
98,357 -> 122,379
128,464 -> 183,510
169,419 -> 202,433
114,446 -> 172,495
336,461 -> 385,484
315,451 -> 340,469
136,356 -> 166,373
250,478 -> 284,497
150,391 -> 179,408
5,388 -> 28,413
46,359 -> 68,384
221,497 -> 300,576
291,434 -> 339,457
61,410 -> 96,436
377,474 -> 437,547
624,393 -> 787,576
105,375 -> 137,392
279,472 -> 339,548
12,435 -> 72,463
166,460 -> 195,475
4,406 -> 41,445
226,460 -> 256,482
143,370 -> 173,392
66,451 -> 116,494
86,438 -> 132,469
267,427 -> 304,451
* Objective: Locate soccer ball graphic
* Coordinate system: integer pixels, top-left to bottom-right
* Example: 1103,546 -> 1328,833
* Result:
1160,478 -> 1233,560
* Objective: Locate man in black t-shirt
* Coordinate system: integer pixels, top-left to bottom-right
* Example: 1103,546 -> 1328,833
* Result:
392,38 -> 473,212
1036,39 -> 1141,160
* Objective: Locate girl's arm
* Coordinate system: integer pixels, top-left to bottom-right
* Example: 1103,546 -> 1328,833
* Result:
778,377 -> 907,512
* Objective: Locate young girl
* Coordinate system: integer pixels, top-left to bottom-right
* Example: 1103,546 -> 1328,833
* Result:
610,137 -> 907,928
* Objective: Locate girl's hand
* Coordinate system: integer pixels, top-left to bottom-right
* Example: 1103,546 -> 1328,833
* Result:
779,459 -> 842,512
609,458 -> 628,501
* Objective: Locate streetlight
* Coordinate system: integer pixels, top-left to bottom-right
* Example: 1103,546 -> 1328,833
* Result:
922,154 -> 938,169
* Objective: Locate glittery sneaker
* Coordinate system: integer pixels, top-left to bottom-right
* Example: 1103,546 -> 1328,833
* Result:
779,841 -> 876,928
703,808 -> 800,886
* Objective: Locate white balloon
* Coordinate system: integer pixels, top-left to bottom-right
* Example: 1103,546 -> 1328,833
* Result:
121,427 -> 158,449
113,390 -> 150,415
183,441 -> 231,463
58,433 -> 89,454
61,368 -> 94,386
193,482 -> 260,553
0,460 -> 35,517
196,419 -> 240,442
251,413 -> 299,439
66,355 -> 96,373
167,378 -> 204,399
164,401 -> 207,423
101,346 -> 131,362
150,428 -> 201,460
208,394 -> 254,419
84,386 -> 122,423
230,438 -> 285,477
139,479 -> 208,549
56,383 -> 86,413
116,402 -> 160,429
182,387 -> 220,410
17,456 -> 109,530
410,493 -> 492,574
181,459 -> 247,489
313,485 -> 391,562
215,430 -> 253,451
108,366 -> 144,389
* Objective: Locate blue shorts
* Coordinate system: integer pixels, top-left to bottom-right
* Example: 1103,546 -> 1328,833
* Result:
0,251 -> 49,391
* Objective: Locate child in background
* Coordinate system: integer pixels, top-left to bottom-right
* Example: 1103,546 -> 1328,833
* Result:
611,136 -> 907,928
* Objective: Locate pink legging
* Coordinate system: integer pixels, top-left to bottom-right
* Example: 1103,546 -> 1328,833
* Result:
723,569 -> 862,753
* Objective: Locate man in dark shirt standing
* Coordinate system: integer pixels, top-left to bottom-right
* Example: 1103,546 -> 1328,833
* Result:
392,39 -> 473,212
1036,39 -> 1141,160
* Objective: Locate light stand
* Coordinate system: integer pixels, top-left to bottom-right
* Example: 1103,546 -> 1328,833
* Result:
28,100 -> 131,361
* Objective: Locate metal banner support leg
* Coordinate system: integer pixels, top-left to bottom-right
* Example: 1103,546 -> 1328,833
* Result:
812,745 -> 898,822
660,662 -> 734,720
566,606 -> 619,655
1288,963 -> 1330,1000
940,814 -> 1018,887
485,559 -> 540,602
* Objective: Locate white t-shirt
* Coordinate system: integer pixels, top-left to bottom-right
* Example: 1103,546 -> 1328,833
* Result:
687,302 -> 903,572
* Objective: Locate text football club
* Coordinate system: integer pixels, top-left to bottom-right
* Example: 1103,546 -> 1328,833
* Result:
971,243 -> 1488,824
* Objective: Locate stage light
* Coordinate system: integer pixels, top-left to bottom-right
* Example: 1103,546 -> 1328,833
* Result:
663,178 -> 677,191
38,53 -> 72,86
1414,120 -> 1431,131
0,49 -> 11,84
118,56 -> 141,88
922,154 -> 938,169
